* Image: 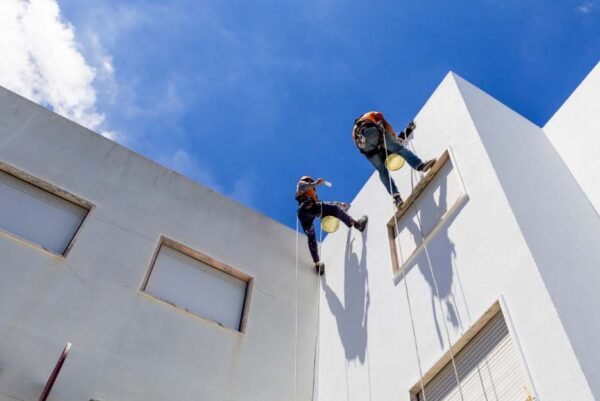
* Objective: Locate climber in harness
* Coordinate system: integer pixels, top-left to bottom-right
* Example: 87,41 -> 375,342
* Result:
353,111 -> 437,208
296,176 -> 368,275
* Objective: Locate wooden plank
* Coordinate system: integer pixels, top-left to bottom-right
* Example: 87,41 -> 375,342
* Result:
387,224 -> 400,274
387,150 -> 450,228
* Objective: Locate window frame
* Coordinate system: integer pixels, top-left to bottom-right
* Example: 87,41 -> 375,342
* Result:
0,161 -> 93,257
140,236 -> 253,334
407,302 -> 504,400
387,149 -> 469,278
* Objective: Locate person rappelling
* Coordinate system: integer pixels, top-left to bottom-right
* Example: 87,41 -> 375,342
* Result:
296,176 -> 368,275
353,111 -> 437,208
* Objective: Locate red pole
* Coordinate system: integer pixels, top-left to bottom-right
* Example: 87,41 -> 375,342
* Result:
38,342 -> 71,401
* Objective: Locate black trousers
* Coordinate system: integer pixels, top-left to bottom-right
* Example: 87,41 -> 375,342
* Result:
297,201 -> 354,263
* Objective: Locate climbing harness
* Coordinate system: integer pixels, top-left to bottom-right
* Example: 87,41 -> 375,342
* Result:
355,116 -> 406,171
354,117 -> 386,157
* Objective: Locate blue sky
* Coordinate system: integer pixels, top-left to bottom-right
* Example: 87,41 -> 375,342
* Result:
3,0 -> 600,228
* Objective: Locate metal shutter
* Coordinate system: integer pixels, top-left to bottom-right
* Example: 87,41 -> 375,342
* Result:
145,246 -> 248,331
0,170 -> 87,254
417,313 -> 526,401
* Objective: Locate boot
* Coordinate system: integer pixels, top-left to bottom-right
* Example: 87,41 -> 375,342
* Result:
417,159 -> 436,172
314,262 -> 325,275
394,194 -> 404,209
354,216 -> 368,232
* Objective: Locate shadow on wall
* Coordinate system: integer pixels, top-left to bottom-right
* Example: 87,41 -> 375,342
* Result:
323,229 -> 370,363
404,170 -> 466,349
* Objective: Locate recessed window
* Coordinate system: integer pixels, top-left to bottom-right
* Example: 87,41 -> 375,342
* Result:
142,240 -> 251,332
412,309 -> 527,401
388,150 -> 467,274
0,169 -> 89,255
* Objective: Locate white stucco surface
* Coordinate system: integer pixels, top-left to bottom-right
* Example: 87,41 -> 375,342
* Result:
0,87 -> 319,401
1,61 -> 599,401
456,72 -> 600,400
317,72 -> 598,401
544,61 -> 600,215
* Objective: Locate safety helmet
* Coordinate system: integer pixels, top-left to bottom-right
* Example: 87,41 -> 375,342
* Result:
299,175 -> 314,183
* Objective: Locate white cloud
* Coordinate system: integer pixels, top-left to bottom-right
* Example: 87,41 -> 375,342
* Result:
0,0 -> 111,135
100,130 -> 126,143
120,80 -> 185,119
159,149 -> 256,207
84,32 -> 117,99
230,174 -> 257,207
159,149 -> 224,192
578,1 -> 597,13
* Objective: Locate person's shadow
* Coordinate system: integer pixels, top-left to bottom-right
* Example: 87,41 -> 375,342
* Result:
403,170 -> 465,348
323,229 -> 370,364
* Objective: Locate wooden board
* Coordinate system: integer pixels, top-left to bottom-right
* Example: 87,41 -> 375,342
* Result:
387,150 -> 450,228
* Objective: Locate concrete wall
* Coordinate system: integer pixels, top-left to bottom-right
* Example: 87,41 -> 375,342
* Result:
317,73 -> 596,401
544,61 -> 600,215
2,63 -> 599,401
456,74 -> 600,399
0,87 -> 319,401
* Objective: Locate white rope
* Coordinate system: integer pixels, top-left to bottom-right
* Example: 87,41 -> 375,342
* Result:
294,217 -> 299,401
382,132 -> 429,400
294,201 -> 325,401
310,204 -> 324,401
407,141 -> 465,401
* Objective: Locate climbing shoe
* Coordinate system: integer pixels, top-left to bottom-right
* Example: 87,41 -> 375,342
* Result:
394,194 -> 404,209
354,216 -> 368,232
417,159 -> 436,172
314,262 -> 325,276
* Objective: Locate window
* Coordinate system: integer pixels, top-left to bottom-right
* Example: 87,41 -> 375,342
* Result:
412,308 -> 528,401
388,150 -> 467,274
142,239 -> 251,332
0,168 -> 89,255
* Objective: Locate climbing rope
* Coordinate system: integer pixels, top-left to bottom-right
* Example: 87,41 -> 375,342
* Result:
293,203 -> 325,401
294,217 -> 299,401
406,140 -> 465,401
382,132 -> 429,400
310,204 -> 324,401
293,213 -> 323,401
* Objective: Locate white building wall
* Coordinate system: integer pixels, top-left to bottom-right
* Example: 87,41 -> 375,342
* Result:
544,61 -> 600,215
0,87 -> 319,401
317,73 -> 596,401
1,62 -> 599,401
456,72 -> 600,399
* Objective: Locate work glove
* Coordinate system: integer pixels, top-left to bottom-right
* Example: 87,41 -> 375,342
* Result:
398,121 -> 416,140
